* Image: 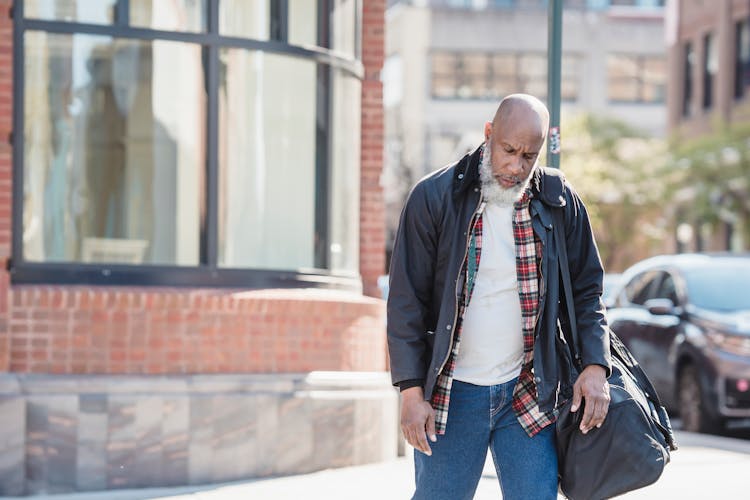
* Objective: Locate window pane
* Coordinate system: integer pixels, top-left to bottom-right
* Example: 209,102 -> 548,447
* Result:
460,53 -> 488,98
220,0 -> 269,39
432,74 -> 457,98
642,57 -> 665,102
23,32 -> 205,265
332,0 -> 359,58
432,52 -> 457,73
562,55 -> 580,101
330,69 -> 361,273
518,54 -> 546,98
609,80 -> 639,101
289,0 -> 319,46
432,53 -> 457,98
490,54 -> 517,98
491,54 -> 516,77
25,0 -> 117,24
218,50 -> 317,269
488,76 -> 516,98
130,0 -> 207,32
608,54 -> 641,102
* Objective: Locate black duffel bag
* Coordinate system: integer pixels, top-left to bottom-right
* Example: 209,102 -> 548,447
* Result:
553,208 -> 677,500
556,333 -> 678,500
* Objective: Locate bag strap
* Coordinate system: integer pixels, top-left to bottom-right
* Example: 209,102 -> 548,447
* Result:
553,206 -> 659,402
552,207 -> 582,371
552,206 -> 677,450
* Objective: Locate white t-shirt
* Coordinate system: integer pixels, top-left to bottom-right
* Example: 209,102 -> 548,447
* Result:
453,202 -> 524,386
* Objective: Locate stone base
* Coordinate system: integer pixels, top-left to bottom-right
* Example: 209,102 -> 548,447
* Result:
0,372 -> 398,496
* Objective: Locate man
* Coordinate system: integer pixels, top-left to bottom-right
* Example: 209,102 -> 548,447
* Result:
387,94 -> 611,500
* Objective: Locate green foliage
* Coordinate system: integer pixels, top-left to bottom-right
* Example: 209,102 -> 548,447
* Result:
556,113 -> 668,271
662,121 -> 750,245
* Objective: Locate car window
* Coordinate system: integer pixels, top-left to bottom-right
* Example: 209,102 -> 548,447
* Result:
623,271 -> 661,306
653,272 -> 679,305
684,261 -> 750,312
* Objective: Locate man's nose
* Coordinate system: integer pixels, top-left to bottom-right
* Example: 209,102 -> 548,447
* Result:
507,156 -> 524,175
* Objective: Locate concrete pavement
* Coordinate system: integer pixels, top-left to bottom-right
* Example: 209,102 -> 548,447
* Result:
5,431 -> 750,499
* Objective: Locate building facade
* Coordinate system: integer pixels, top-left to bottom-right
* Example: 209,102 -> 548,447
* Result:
382,0 -> 667,259
665,0 -> 750,252
667,0 -> 750,134
0,0 -> 392,495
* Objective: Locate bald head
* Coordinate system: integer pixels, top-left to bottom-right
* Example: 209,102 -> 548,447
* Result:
481,94 -> 549,197
491,94 -> 550,141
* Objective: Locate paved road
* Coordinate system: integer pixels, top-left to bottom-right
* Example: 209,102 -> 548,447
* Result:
8,431 -> 750,500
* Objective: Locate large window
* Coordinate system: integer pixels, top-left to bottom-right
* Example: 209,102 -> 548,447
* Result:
703,32 -> 717,109
735,20 -> 750,99
606,54 -> 666,103
23,32 -> 205,266
14,0 -> 363,287
683,42 -> 695,117
431,50 -> 580,101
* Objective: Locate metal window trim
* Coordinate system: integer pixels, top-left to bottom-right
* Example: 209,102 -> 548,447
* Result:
19,19 -> 364,78
11,0 -> 365,289
9,261 -> 362,291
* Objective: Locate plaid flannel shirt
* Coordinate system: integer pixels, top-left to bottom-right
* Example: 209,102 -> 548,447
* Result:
430,157 -> 556,437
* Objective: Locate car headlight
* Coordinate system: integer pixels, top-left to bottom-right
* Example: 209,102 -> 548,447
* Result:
707,331 -> 750,356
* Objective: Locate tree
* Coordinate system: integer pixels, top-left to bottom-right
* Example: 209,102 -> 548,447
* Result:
661,121 -> 750,251
555,114 -> 668,272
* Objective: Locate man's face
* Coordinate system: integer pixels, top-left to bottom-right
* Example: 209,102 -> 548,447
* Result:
483,117 -> 545,189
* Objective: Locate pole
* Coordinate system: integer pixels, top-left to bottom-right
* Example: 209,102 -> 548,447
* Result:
547,0 -> 562,168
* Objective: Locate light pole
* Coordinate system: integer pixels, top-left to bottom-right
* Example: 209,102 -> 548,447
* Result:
547,0 -> 562,168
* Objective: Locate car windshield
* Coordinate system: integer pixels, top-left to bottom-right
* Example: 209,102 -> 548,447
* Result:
684,261 -> 750,312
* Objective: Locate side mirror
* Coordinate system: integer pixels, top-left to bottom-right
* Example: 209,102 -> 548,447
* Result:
644,298 -> 677,316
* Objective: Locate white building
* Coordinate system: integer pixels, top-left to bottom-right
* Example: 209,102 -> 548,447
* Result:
382,0 -> 667,255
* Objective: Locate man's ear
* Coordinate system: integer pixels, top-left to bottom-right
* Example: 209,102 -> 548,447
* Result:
483,122 -> 492,143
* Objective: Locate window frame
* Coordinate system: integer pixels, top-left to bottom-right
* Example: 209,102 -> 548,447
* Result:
682,41 -> 694,117
429,49 -> 580,102
703,31 -> 717,110
734,18 -> 750,100
11,0 -> 365,290
606,53 -> 666,104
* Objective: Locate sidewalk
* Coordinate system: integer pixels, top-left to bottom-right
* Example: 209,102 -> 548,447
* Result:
6,431 -> 749,500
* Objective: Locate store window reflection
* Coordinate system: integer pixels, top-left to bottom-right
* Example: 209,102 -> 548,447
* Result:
25,0 -> 117,24
23,32 -> 205,265
218,50 -> 316,270
330,69 -> 361,274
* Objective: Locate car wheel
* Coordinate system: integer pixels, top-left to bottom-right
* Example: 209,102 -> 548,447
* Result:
678,365 -> 720,433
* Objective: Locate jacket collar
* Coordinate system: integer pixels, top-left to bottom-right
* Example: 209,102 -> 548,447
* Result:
451,144 -> 483,202
531,166 -> 567,208
452,144 -> 567,208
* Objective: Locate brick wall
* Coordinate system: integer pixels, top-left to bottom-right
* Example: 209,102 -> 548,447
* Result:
668,0 -> 750,135
8,287 -> 385,374
360,0 -> 386,298
0,0 -> 387,375
0,0 -> 11,372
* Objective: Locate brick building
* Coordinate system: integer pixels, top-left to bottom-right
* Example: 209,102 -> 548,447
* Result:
666,0 -> 750,252
0,0 -> 393,495
666,0 -> 750,134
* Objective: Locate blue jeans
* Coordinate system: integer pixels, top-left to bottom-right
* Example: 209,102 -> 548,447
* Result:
413,378 -> 558,500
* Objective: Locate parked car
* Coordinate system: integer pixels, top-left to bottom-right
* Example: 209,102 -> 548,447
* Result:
602,272 -> 623,308
606,253 -> 750,433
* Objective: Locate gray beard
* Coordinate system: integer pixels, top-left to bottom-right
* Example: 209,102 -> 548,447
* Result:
479,145 -> 534,207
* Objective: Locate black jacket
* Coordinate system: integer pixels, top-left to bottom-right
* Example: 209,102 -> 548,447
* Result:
387,145 -> 611,412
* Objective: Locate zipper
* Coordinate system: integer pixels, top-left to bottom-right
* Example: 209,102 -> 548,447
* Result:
436,194 -> 485,377
533,222 -> 551,332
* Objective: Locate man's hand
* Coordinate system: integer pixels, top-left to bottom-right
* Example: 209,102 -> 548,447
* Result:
401,387 -> 437,456
571,364 -> 610,434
